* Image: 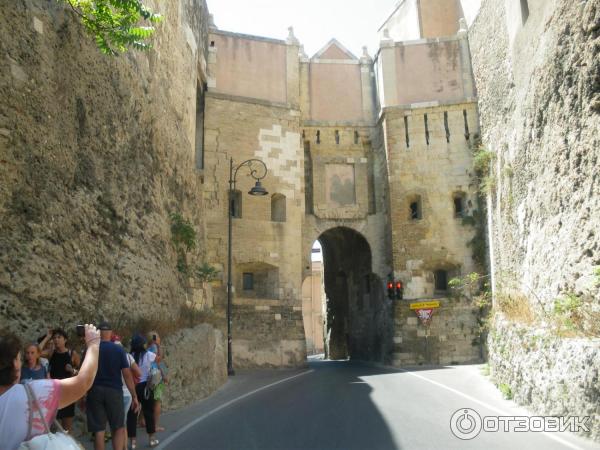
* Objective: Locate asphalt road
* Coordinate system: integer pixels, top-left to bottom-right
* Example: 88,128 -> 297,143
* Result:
151,359 -> 598,450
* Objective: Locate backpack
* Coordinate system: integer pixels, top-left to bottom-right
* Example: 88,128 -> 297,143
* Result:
147,362 -> 163,390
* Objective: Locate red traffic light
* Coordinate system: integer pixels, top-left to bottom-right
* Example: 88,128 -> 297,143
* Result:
395,281 -> 403,300
387,282 -> 393,289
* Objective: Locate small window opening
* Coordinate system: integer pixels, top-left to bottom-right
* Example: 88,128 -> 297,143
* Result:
210,40 -> 215,47
409,198 -> 422,220
463,110 -> 470,141
335,130 -> 340,145
271,194 -> 286,222
316,130 -> 321,144
454,195 -> 465,218
424,114 -> 430,146
195,82 -> 206,170
444,111 -> 450,143
302,130 -> 306,139
354,131 -> 359,144
520,0 -> 529,24
404,116 -> 410,148
243,273 -> 254,290
434,270 -> 448,292
230,190 -> 242,218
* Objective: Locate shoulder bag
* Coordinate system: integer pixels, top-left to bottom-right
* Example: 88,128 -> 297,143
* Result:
18,383 -> 84,450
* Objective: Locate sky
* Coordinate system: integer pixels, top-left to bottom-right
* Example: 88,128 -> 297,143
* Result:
206,0 -> 482,58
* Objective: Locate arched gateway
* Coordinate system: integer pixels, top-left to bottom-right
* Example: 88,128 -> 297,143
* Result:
204,1 -> 482,369
310,226 -> 391,360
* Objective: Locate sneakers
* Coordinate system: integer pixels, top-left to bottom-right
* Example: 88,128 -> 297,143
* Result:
149,438 -> 160,447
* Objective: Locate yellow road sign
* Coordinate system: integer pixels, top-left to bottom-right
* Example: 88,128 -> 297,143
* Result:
409,301 -> 440,310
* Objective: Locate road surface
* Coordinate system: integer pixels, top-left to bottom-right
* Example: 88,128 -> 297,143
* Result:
149,359 -> 598,450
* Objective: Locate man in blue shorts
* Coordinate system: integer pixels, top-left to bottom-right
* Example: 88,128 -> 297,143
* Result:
86,321 -> 139,450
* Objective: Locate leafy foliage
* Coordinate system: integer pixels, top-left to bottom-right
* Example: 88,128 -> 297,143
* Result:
472,146 -> 496,196
195,263 -> 220,282
473,147 -> 495,177
170,212 -> 197,275
449,272 -> 491,360
552,292 -> 584,335
58,0 -> 162,55
498,382 -> 513,400
170,212 -> 196,252
449,272 -> 491,309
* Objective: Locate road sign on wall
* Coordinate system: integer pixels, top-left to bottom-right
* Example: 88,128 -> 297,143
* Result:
409,300 -> 440,310
409,301 -> 440,326
415,308 -> 434,326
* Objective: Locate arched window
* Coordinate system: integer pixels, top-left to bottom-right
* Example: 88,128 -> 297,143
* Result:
434,270 -> 448,293
453,192 -> 466,218
408,195 -> 422,220
230,190 -> 242,218
271,193 -> 286,222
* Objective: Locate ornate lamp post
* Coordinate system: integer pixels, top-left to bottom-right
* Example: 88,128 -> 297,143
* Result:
227,158 -> 268,375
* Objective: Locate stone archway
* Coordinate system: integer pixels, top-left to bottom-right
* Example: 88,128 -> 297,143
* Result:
317,227 -> 386,360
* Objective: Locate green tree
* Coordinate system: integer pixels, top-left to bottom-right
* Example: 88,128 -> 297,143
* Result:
58,0 -> 162,55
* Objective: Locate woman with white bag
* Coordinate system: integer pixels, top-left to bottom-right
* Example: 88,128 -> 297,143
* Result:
0,324 -> 100,450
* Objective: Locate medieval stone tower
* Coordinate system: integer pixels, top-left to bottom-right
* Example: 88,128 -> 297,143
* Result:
204,0 -> 482,368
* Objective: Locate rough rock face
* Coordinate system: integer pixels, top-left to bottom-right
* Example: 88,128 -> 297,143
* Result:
470,0 -> 599,302
0,1 -> 207,334
0,0 -> 226,407
489,318 -> 599,441
161,324 -> 227,410
470,0 -> 599,441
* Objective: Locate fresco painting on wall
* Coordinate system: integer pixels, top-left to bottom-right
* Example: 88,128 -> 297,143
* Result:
326,164 -> 356,207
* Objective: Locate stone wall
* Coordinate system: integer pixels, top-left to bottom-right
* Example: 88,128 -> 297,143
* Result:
392,298 -> 482,366
1,0 -> 207,332
0,0 -> 227,405
383,102 -> 479,299
470,0 -> 599,306
162,324 -> 227,410
469,0 -> 599,441
202,89 -> 307,368
489,317 -> 599,441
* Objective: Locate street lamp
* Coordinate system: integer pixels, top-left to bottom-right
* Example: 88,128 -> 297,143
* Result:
227,157 -> 268,375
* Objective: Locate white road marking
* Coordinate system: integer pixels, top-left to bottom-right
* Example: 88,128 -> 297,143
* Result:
399,368 -> 586,450
156,369 -> 314,449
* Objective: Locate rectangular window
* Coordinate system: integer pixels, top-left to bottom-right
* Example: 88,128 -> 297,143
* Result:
454,196 -> 465,218
434,270 -> 448,292
520,0 -> 529,24
410,198 -> 422,220
243,273 -> 254,290
444,111 -> 450,143
195,82 -> 206,170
